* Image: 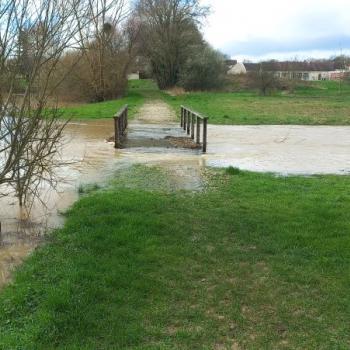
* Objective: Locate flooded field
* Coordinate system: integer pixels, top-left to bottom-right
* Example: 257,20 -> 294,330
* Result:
1,103 -> 350,286
206,124 -> 350,175
0,116 -> 204,286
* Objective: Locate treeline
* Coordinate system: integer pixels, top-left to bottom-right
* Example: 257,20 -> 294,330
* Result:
10,0 -> 228,103
0,0 -> 227,211
12,0 -> 140,103
136,0 -> 227,91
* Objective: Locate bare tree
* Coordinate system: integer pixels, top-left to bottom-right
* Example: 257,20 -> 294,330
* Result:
135,0 -> 208,89
0,0 -> 89,212
71,0 -> 136,102
250,64 -> 280,96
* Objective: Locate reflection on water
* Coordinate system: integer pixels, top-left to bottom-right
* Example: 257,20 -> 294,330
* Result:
1,118 -> 350,286
0,119 -> 118,286
1,120 -> 118,234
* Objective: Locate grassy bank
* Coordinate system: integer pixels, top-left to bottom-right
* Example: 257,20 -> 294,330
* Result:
60,80 -> 157,120
60,79 -> 350,125
164,80 -> 350,125
1,167 -> 349,349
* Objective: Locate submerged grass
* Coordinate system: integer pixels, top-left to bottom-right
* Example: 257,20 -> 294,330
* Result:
1,167 -> 349,349
77,183 -> 102,195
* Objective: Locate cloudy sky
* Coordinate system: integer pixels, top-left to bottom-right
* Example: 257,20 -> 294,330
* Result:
200,0 -> 350,62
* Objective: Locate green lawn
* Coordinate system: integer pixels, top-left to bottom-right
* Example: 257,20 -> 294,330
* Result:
60,80 -> 157,120
163,80 -> 350,125
1,166 -> 349,349
59,79 -> 350,125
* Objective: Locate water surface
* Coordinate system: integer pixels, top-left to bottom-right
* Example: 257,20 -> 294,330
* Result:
1,118 -> 350,286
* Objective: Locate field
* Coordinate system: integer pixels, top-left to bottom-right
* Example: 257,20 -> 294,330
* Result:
59,80 -> 155,120
0,166 -> 349,349
2,79 -> 349,349
60,79 -> 350,125
164,80 -> 350,125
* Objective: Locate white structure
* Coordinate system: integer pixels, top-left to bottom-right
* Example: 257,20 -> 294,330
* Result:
274,67 -> 350,81
274,71 -> 329,81
127,72 -> 140,80
228,62 -> 247,75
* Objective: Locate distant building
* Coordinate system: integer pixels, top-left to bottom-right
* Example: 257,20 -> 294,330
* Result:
274,69 -> 349,81
225,59 -> 238,67
243,60 -> 350,81
128,72 -> 140,80
227,62 -> 247,75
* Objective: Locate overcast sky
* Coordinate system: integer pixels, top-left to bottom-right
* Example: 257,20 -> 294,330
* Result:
200,0 -> 350,62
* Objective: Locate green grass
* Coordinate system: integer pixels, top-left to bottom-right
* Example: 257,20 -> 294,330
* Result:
59,79 -> 350,125
1,166 -> 350,349
163,80 -> 350,125
60,80 -> 157,120
294,80 -> 350,97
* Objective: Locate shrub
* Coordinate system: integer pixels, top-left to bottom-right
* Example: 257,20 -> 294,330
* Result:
179,45 -> 227,91
53,51 -> 128,103
248,69 -> 281,96
226,166 -> 241,175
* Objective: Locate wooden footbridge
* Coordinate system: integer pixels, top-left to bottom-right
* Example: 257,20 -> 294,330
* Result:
113,104 -> 208,153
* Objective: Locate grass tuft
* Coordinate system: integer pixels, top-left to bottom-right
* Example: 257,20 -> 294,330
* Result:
225,166 -> 241,175
77,183 -> 101,195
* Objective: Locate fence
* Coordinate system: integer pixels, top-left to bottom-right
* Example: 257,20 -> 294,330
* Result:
113,105 -> 128,148
180,106 -> 208,153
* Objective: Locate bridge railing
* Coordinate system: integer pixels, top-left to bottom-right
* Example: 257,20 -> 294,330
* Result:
180,105 -> 208,153
113,105 -> 128,148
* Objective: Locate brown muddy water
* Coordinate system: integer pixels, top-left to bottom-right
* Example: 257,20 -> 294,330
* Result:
1,117 -> 350,286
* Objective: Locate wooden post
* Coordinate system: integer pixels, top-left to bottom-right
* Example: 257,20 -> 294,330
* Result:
196,116 -> 201,144
203,117 -> 208,153
187,110 -> 191,135
180,107 -> 184,127
183,109 -> 187,130
114,116 -> 120,148
113,105 -> 128,148
191,113 -> 195,139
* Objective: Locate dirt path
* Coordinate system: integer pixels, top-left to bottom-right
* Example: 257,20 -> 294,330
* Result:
133,99 -> 176,124
121,99 -> 204,189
